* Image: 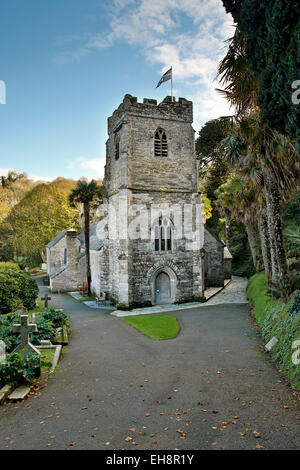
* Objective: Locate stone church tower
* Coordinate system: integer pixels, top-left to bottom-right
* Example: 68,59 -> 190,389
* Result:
100,94 -> 204,307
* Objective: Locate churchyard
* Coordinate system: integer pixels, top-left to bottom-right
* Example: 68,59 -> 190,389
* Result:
0,264 -> 70,405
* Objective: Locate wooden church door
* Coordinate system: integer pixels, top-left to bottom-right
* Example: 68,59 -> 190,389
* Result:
155,272 -> 171,304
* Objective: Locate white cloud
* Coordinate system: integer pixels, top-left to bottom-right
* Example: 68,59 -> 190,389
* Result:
93,0 -> 234,124
29,175 -> 56,182
69,157 -> 106,178
0,168 -> 14,177
57,0 -> 235,124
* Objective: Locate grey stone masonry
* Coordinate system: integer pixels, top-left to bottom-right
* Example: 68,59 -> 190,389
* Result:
102,94 -> 204,307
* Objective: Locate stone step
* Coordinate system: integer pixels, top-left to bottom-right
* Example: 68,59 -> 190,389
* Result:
8,386 -> 31,401
0,384 -> 13,405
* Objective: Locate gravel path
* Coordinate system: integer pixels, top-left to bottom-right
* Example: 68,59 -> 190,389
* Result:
0,277 -> 298,450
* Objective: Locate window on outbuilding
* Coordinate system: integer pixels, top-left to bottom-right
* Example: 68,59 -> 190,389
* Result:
154,129 -> 168,157
64,248 -> 67,265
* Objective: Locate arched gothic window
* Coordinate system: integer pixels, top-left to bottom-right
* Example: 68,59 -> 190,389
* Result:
154,129 -> 168,157
114,132 -> 120,160
154,216 -> 172,252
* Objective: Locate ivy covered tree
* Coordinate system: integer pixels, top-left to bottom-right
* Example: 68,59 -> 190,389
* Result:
196,119 -> 231,232
221,0 -> 300,151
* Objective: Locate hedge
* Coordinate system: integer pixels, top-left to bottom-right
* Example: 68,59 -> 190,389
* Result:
247,272 -> 300,390
0,262 -> 38,314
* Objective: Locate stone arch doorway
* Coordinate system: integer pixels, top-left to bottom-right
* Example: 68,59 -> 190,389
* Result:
151,266 -> 177,305
155,272 -> 171,305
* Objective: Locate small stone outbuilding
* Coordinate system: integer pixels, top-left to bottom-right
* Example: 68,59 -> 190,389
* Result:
203,226 -> 232,287
46,229 -> 86,292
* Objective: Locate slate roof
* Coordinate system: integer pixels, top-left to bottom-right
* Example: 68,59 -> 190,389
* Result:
46,228 -> 77,249
50,264 -> 67,279
46,230 -> 68,249
78,222 -> 103,251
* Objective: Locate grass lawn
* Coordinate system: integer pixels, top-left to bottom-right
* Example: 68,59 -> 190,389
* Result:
78,295 -> 96,302
40,348 -> 55,372
28,298 -> 44,314
122,314 -> 180,340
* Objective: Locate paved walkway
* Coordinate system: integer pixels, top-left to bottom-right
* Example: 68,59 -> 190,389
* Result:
0,277 -> 298,450
112,277 -> 248,317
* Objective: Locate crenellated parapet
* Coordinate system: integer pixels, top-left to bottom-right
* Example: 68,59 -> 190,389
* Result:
108,94 -> 193,134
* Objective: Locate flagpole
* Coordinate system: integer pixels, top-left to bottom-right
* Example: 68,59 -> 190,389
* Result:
171,67 -> 173,101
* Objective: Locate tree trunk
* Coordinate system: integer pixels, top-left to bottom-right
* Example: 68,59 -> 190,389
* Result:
225,209 -> 231,247
264,169 -> 290,301
84,202 -> 92,297
244,215 -> 259,270
258,207 -> 272,283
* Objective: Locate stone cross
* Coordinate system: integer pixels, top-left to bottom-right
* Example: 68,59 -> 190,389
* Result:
41,293 -> 51,309
0,340 -> 5,364
13,314 -> 40,355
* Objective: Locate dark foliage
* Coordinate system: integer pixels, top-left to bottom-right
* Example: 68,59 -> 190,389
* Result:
222,0 -> 300,151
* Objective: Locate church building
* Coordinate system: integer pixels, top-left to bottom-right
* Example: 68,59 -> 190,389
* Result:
46,94 -> 231,307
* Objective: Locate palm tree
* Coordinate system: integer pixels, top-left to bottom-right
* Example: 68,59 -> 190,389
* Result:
69,179 -> 103,297
215,175 -> 261,270
216,27 -> 299,301
216,28 -> 258,117
220,112 -> 299,300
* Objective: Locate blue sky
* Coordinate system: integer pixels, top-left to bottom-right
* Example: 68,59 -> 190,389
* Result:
0,0 -> 234,181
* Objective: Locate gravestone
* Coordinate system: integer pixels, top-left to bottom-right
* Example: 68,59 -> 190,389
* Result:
13,314 -> 40,355
0,340 -> 5,364
265,337 -> 278,351
41,293 -> 51,309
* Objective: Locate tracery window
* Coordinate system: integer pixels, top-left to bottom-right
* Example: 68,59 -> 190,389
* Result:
154,216 -> 172,252
115,132 -> 120,160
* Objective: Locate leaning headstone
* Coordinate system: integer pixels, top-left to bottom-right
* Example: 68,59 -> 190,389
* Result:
265,337 -> 278,351
0,340 -> 5,364
40,340 -> 52,346
13,314 -> 40,355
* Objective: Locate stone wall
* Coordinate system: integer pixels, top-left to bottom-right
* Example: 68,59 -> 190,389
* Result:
90,250 -> 102,295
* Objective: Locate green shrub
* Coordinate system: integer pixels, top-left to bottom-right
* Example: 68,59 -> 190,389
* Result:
0,272 -> 22,314
0,351 -> 40,388
30,317 -> 56,345
247,273 -> 300,390
290,291 -> 300,316
116,301 -> 153,311
13,256 -> 28,270
175,296 -> 206,304
17,272 -> 39,310
0,312 -> 21,352
41,308 -> 69,327
0,267 -> 38,314
229,242 -> 245,259
0,262 -> 20,273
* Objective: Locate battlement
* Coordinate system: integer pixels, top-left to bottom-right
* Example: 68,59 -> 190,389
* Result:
108,94 -> 193,133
